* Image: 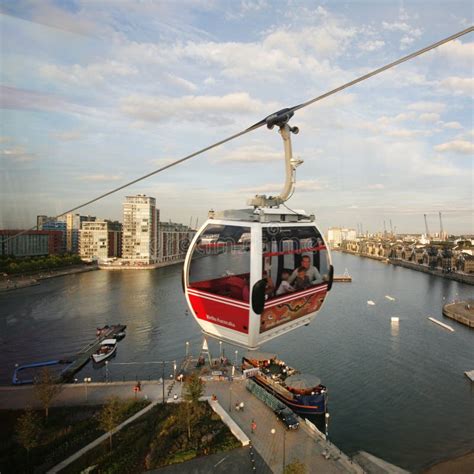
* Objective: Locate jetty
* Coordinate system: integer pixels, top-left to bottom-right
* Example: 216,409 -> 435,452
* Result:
442,300 -> 474,328
12,324 -> 126,384
428,317 -> 454,332
333,269 -> 352,282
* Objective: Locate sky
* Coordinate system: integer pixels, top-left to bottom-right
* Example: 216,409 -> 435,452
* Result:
0,0 -> 472,235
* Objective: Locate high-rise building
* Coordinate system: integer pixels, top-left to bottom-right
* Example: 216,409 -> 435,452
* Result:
158,222 -> 195,263
122,195 -> 157,264
79,220 -> 122,262
58,213 -> 96,253
327,227 -> 357,248
0,230 -> 64,257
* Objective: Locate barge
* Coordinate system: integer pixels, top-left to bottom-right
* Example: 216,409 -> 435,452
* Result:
242,352 -> 327,415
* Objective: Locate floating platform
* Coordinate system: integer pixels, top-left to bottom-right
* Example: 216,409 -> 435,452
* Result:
333,269 -> 352,282
12,324 -> 126,385
428,317 -> 454,332
464,370 -> 474,382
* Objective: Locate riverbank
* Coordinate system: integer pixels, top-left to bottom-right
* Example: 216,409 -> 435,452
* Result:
0,264 -> 98,293
99,258 -> 185,270
335,249 -> 474,285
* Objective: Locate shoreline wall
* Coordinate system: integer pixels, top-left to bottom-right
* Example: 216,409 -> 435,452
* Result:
336,249 -> 474,286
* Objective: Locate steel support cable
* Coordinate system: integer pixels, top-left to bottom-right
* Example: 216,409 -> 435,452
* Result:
5,26 -> 473,243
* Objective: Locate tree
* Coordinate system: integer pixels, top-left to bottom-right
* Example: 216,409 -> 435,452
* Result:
98,396 -> 123,450
181,374 -> 205,441
182,373 -> 205,405
15,407 -> 42,464
34,367 -> 63,418
284,460 -> 307,474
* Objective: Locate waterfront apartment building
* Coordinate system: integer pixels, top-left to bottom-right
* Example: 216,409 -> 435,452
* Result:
0,230 -> 64,257
327,227 -> 357,248
158,222 -> 195,263
79,220 -> 122,263
122,195 -> 158,264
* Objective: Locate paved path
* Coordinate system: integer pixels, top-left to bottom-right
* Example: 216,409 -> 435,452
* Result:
0,380 -> 179,409
204,379 -> 363,474
152,446 -> 272,474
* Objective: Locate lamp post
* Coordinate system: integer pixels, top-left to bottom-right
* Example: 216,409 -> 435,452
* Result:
84,377 -> 91,401
229,384 -> 232,412
219,341 -> 223,359
283,427 -> 286,472
325,412 -> 330,439
105,360 -> 109,383
173,360 -> 177,379
185,341 -> 189,358
234,349 -> 239,367
161,361 -> 165,404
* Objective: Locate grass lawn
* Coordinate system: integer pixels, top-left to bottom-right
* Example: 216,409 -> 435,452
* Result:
63,402 -> 241,473
0,399 -> 149,473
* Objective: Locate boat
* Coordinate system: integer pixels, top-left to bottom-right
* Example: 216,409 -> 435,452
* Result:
96,324 -> 127,338
92,339 -> 117,363
333,268 -> 352,282
242,352 -> 327,415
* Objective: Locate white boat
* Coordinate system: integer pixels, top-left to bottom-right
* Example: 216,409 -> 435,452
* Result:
367,300 -> 376,306
92,339 -> 117,363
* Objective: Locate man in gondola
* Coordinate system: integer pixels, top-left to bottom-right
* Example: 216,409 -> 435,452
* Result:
288,255 -> 322,286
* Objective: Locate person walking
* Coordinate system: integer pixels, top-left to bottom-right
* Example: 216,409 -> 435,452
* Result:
251,419 -> 257,433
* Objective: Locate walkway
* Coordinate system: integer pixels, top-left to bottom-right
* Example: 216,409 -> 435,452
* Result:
204,379 -> 363,474
0,380 -> 180,409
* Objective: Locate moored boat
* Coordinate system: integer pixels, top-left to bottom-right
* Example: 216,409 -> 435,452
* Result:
92,339 -> 117,363
242,352 -> 327,415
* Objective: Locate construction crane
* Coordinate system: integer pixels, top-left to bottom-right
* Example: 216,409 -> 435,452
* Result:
439,212 -> 445,240
383,220 -> 387,236
424,214 -> 430,238
390,219 -> 394,236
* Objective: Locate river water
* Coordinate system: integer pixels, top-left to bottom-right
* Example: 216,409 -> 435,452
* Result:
0,252 -> 472,470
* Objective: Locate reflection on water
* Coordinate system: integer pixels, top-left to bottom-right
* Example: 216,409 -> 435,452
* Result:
0,253 -> 473,471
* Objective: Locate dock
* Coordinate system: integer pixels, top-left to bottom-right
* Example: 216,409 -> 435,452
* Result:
464,370 -> 474,382
12,324 -> 126,384
333,269 -> 352,282
442,300 -> 474,328
60,324 -> 126,381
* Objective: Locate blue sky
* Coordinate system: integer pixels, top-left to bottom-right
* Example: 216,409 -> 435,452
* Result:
0,0 -> 472,234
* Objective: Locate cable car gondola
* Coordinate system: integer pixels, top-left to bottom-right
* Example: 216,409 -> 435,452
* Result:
184,111 -> 334,349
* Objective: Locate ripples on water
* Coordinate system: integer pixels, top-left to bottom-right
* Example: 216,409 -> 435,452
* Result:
0,253 -> 473,470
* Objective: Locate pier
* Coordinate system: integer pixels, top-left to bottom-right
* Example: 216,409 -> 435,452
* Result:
12,324 -> 127,384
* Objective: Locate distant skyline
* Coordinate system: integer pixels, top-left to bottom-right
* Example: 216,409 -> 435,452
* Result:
0,1 -> 472,234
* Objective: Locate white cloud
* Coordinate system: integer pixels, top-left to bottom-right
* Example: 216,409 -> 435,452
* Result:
359,40 -> 385,52
436,40 -> 474,62
407,101 -> 446,113
442,122 -> 462,130
217,144 -> 280,163
0,146 -> 36,162
40,60 -> 138,86
166,74 -> 197,92
400,35 -> 415,50
439,76 -> 474,96
78,174 -> 122,181
120,92 -> 274,123
418,113 -> 440,123
367,184 -> 385,190
53,130 -> 82,141
434,140 -> 473,155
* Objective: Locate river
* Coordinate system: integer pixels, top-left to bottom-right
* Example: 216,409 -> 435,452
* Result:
0,252 -> 472,470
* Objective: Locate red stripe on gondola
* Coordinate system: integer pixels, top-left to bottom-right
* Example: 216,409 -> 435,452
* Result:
263,244 -> 326,257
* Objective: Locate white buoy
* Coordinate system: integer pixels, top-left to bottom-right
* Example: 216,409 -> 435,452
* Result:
428,317 -> 454,332
367,300 -> 376,306
391,317 -> 399,323
385,295 -> 395,301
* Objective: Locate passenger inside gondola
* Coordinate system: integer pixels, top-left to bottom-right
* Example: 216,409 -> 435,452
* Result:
276,269 -> 295,295
288,255 -> 322,286
293,266 -> 311,291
